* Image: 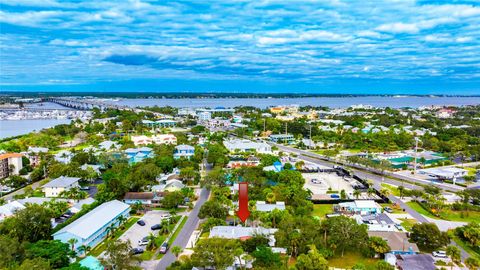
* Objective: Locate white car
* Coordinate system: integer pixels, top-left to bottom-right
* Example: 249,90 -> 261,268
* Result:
138,237 -> 149,246
160,213 -> 171,220
432,251 -> 447,258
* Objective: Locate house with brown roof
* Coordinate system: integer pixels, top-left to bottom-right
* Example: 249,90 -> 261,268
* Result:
368,231 -> 419,255
123,192 -> 162,208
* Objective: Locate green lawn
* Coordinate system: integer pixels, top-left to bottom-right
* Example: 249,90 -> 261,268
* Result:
380,183 -> 401,196
312,204 -> 334,219
406,201 -> 480,222
399,218 -> 418,232
328,251 -> 379,268
380,203 -> 404,214
450,233 -> 480,260
89,217 -> 140,257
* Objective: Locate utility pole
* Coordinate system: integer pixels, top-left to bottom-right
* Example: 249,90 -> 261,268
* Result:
309,125 -> 312,149
284,122 -> 288,144
263,118 -> 266,134
413,137 -> 419,174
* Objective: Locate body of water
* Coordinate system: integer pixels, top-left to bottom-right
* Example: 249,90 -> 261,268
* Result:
0,119 -> 72,139
2,96 -> 479,139
111,96 -> 480,109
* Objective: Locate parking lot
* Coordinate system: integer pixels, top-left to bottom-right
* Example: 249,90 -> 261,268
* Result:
303,172 -> 355,195
119,210 -> 169,249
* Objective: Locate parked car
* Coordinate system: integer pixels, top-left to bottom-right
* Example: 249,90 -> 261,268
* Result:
159,242 -> 169,254
384,207 -> 393,213
160,213 -> 171,220
131,248 -> 144,255
311,179 -> 320,184
151,224 -> 162,230
137,220 -> 146,226
80,186 -> 90,191
432,251 -> 447,258
138,237 -> 149,246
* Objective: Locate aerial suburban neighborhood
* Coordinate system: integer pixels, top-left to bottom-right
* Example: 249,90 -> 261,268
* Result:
1,98 -> 479,270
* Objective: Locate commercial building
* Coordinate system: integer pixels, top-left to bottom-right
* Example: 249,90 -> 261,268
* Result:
269,134 -> 295,144
0,153 -> 23,179
223,139 -> 272,154
42,176 -> 81,197
420,167 -> 468,180
142,119 -> 177,128
173,144 -> 195,159
53,200 -> 130,251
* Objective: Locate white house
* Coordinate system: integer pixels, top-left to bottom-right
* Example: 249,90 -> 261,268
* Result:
53,200 -> 130,252
98,141 -> 119,151
255,201 -> 286,212
210,226 -> 278,246
223,139 -> 272,154
173,144 -> 195,159
69,198 -> 96,214
42,176 -> 81,197
54,150 -> 73,164
0,200 -> 25,221
152,134 -> 177,145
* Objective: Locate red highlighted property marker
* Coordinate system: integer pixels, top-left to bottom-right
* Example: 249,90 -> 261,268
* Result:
237,182 -> 250,223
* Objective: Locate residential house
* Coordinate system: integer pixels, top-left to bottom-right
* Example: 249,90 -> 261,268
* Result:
173,145 -> 195,159
394,254 -> 435,270
27,147 -> 49,166
152,134 -> 177,145
197,111 -> 212,121
124,147 -> 154,163
0,153 -> 23,179
224,139 -> 272,154
42,176 -> 81,197
152,179 -> 185,193
0,200 -> 25,221
368,231 -> 419,255
54,150 -> 73,164
69,198 -> 96,214
98,140 -> 119,151
255,201 -> 286,212
336,200 -> 382,215
53,200 -> 130,252
123,192 -> 161,207
210,226 -> 278,246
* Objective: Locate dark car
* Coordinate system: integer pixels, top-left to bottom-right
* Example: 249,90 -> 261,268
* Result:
159,242 -> 169,254
137,220 -> 146,226
151,224 -> 162,230
131,248 -> 144,255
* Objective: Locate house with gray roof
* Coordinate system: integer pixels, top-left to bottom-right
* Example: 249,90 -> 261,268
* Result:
255,201 -> 286,212
42,176 -> 80,197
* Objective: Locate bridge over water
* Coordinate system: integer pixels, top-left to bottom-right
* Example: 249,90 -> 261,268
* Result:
45,97 -> 131,111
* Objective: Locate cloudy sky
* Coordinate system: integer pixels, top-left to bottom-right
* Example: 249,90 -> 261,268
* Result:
1,0 -> 480,94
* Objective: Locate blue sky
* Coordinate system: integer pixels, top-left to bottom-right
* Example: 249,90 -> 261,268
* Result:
1,0 -> 480,94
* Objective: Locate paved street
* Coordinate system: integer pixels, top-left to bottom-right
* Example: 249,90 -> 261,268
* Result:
154,188 -> 210,270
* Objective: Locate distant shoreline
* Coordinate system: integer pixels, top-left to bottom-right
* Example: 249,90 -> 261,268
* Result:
1,91 -> 480,99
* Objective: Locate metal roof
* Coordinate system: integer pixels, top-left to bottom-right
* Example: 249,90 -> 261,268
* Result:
53,200 -> 130,239
43,176 -> 80,188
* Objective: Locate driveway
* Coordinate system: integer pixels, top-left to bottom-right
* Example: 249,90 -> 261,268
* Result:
119,210 -> 169,249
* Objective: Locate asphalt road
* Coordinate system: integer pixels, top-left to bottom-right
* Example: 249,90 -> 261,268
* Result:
154,188 -> 210,270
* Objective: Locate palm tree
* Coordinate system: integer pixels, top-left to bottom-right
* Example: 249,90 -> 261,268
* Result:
77,245 -> 91,257
146,233 -> 157,251
446,246 -> 461,269
353,189 -> 361,199
397,186 -> 405,199
67,238 -> 78,251
106,224 -> 117,239
171,246 -> 183,258
159,220 -> 170,235
266,192 -> 276,204
380,188 -> 390,198
367,188 -> 375,198
116,215 -> 127,229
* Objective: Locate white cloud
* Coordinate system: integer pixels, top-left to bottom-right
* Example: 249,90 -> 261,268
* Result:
376,22 -> 419,34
